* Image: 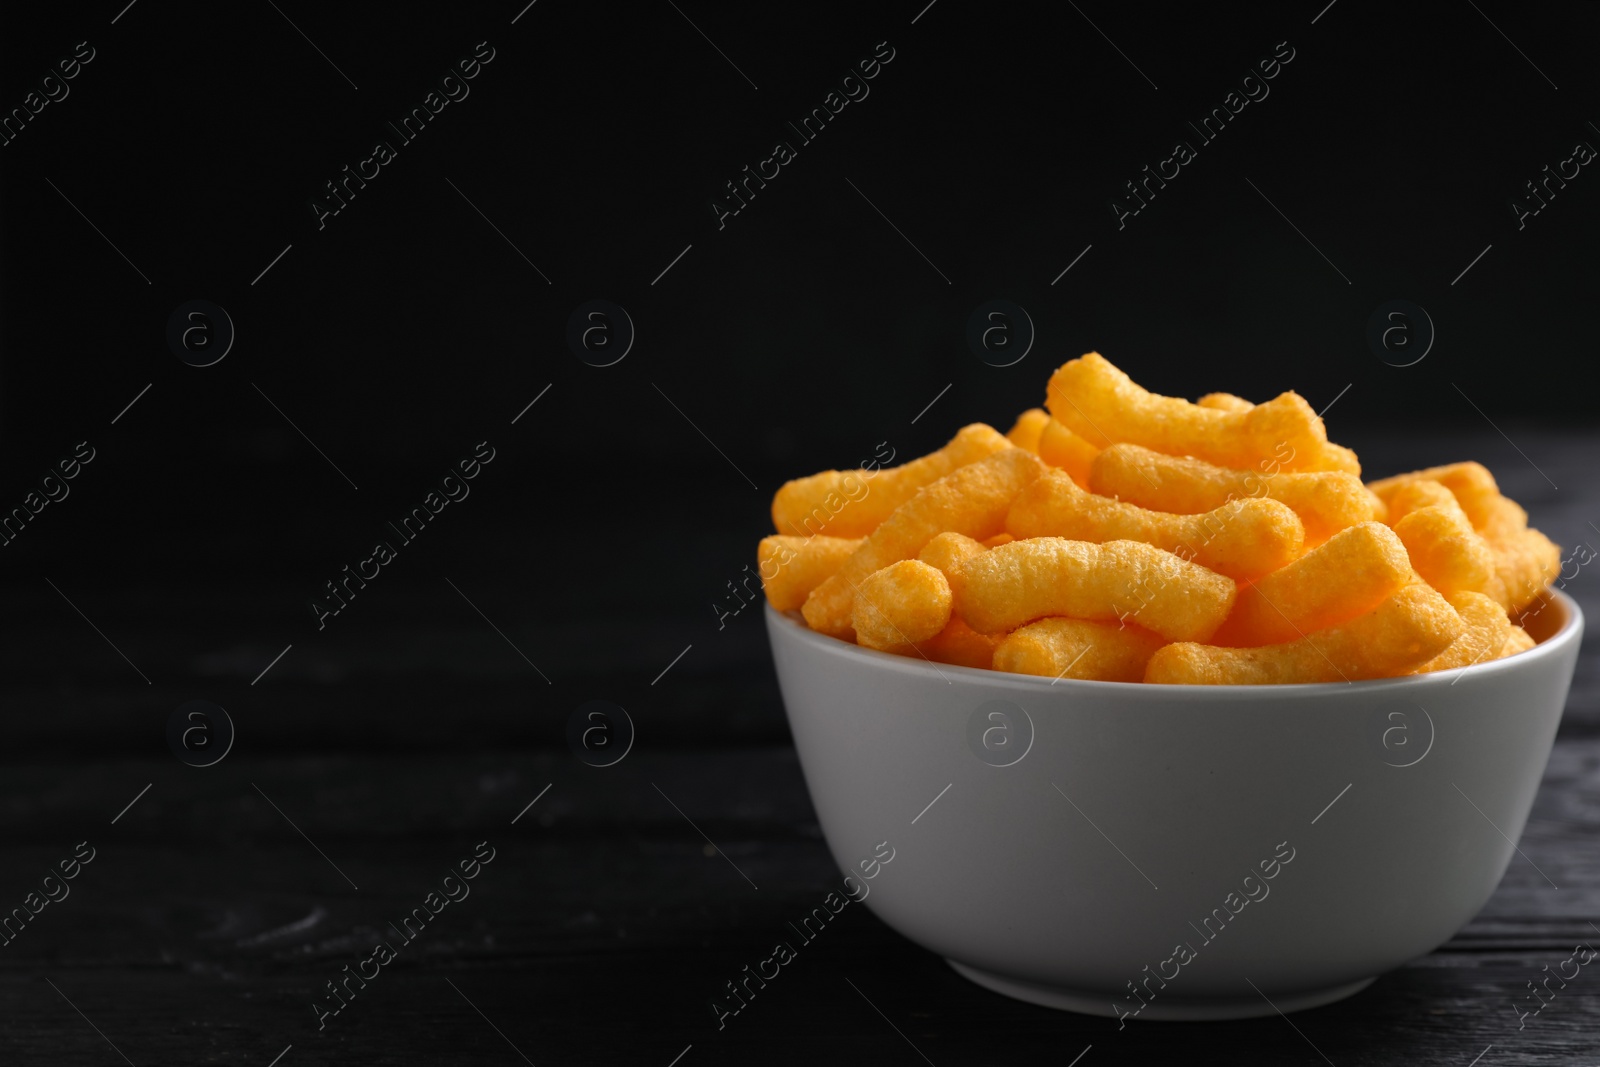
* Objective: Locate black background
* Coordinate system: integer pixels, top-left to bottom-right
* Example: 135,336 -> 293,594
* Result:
3,2 -> 1599,1063
3,0 -> 1595,751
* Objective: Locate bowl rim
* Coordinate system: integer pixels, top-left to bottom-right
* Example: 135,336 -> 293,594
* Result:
764,589 -> 1584,699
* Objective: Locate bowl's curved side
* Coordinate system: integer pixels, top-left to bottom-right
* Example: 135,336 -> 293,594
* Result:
767,595 -> 1583,1010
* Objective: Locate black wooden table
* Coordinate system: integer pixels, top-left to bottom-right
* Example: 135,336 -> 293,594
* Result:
4,428 -> 1598,1066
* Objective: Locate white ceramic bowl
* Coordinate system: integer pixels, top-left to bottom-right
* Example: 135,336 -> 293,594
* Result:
767,592 -> 1584,1020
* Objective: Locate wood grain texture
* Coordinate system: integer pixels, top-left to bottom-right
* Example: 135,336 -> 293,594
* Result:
2,429 -> 1597,1063
1,739 -> 1599,1066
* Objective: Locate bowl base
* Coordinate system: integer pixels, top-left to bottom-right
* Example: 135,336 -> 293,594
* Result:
946,960 -> 1377,1020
